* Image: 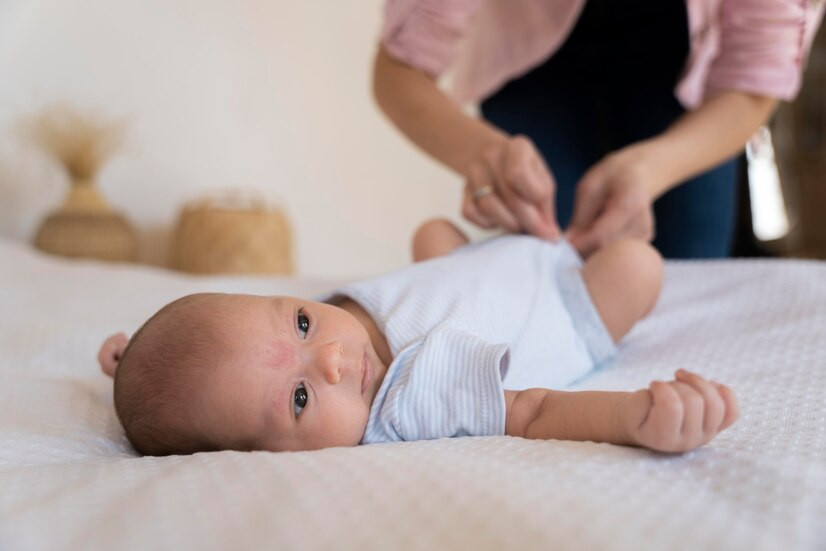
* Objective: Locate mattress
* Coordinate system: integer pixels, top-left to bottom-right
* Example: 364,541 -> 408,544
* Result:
1,237 -> 824,550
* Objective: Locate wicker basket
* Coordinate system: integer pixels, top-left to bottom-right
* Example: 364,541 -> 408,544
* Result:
171,192 -> 293,275
33,176 -> 137,262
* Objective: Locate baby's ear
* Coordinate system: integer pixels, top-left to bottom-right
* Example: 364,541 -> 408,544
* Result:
98,332 -> 129,378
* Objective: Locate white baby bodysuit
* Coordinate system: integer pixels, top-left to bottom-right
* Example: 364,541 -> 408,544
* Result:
319,235 -> 616,444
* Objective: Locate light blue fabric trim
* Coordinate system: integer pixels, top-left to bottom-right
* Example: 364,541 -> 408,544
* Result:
556,242 -> 617,366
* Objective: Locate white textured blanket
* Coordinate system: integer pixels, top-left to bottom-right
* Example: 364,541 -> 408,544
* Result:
1,239 -> 824,550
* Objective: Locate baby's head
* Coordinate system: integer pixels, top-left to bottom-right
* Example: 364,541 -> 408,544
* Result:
109,293 -> 386,455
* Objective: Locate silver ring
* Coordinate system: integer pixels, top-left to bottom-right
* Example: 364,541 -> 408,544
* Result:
472,185 -> 495,202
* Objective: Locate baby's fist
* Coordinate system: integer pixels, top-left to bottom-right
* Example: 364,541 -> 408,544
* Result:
98,332 -> 129,378
622,370 -> 739,453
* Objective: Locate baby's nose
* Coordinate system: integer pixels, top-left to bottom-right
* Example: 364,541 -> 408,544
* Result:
317,342 -> 343,385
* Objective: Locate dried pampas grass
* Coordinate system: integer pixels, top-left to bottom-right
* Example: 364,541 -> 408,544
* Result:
17,103 -> 125,184
18,103 -> 137,262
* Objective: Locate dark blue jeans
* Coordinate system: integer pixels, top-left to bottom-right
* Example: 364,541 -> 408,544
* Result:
480,0 -> 737,258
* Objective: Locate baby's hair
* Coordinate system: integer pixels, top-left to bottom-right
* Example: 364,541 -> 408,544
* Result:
113,293 -> 229,456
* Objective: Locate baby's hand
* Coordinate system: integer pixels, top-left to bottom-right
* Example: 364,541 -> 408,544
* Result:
98,332 -> 129,378
621,370 -> 739,453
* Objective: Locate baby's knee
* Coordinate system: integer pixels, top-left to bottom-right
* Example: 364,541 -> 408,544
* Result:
609,239 -> 662,285
585,239 -> 663,322
412,218 -> 468,262
602,239 -> 663,311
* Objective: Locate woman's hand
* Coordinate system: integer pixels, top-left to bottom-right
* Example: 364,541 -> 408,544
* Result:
566,92 -> 778,258
621,370 -> 739,453
566,145 -> 659,257
461,135 -> 561,240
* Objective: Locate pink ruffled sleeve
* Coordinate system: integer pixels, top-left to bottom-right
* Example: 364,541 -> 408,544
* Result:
706,0 -> 825,101
380,0 -> 484,77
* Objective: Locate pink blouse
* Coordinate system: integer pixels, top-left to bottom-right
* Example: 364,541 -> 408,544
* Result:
380,0 -> 825,108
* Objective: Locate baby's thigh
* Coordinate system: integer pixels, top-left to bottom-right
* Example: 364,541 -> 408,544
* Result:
581,239 -> 663,342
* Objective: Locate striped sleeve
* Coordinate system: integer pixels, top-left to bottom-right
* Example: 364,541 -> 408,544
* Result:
395,325 -> 509,441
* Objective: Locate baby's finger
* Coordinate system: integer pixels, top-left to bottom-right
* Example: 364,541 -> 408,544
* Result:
714,382 -> 740,431
648,380 -> 683,445
676,370 -> 725,435
98,332 -> 128,377
97,343 -> 112,370
671,381 -> 704,443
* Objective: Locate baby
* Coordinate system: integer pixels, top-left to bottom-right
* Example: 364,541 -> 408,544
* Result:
100,219 -> 738,456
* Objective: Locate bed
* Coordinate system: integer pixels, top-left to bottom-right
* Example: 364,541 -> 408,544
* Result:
1,237 -> 824,550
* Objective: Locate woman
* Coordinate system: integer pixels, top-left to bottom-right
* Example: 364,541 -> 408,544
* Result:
373,0 -> 825,258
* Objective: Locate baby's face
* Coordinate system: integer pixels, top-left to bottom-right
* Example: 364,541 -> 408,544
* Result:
199,294 -> 388,451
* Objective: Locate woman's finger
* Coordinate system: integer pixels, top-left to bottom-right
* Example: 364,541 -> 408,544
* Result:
567,167 -> 608,247
531,156 -> 561,239
572,200 -> 629,256
462,183 -> 496,229
570,177 -> 653,256
478,193 -> 520,232
503,137 -> 551,202
468,162 -> 521,231
503,196 -> 556,240
500,137 -> 560,239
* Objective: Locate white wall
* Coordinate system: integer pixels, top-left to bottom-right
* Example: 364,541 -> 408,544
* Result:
0,0 -> 466,279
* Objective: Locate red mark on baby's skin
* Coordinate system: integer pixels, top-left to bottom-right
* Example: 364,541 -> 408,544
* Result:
266,340 -> 295,371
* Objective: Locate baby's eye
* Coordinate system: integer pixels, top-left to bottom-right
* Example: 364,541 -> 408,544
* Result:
293,383 -> 308,417
297,309 -> 310,338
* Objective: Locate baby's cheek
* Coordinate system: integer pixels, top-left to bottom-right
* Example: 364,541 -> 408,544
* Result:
326,403 -> 370,447
271,395 -> 287,420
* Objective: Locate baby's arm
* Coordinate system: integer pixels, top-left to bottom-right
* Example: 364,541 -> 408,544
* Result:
505,370 -> 739,453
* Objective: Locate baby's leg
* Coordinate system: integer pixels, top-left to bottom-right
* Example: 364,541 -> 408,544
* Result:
581,239 -> 663,342
412,218 -> 469,262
